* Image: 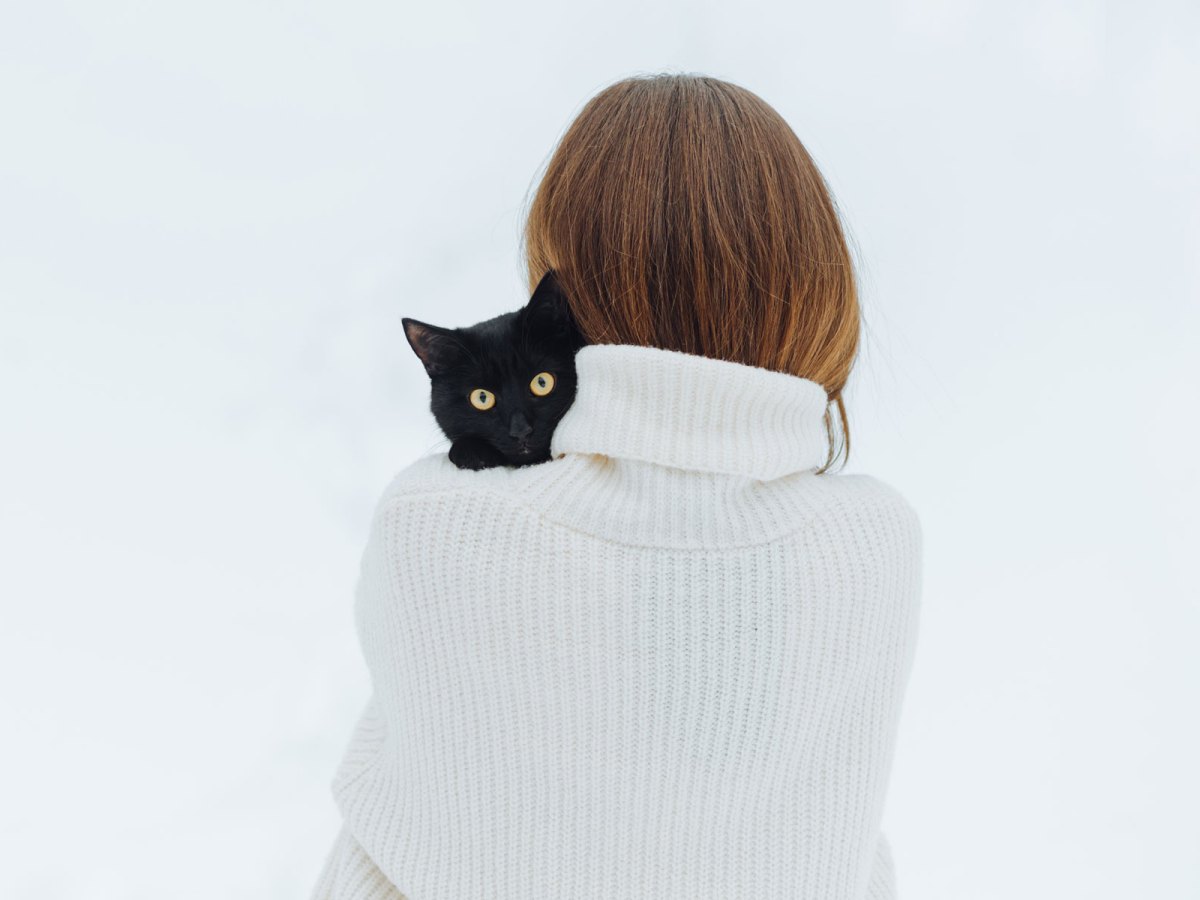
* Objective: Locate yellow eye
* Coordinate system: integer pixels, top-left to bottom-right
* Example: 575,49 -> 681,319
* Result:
530,372 -> 555,396
469,388 -> 495,410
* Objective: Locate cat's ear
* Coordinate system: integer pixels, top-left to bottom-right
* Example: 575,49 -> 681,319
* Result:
522,269 -> 583,343
402,318 -> 461,377
525,269 -> 570,319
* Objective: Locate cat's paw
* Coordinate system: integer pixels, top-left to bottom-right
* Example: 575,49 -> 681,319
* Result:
449,437 -> 509,471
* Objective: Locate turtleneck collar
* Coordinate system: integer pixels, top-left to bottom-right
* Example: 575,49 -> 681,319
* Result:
550,344 -> 831,481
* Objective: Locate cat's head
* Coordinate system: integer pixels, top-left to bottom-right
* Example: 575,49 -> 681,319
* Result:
402,270 -> 588,466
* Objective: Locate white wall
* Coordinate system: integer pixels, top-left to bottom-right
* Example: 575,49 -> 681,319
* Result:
1,1 -> 1196,897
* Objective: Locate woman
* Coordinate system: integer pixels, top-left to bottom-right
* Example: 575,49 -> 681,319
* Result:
311,73 -> 921,900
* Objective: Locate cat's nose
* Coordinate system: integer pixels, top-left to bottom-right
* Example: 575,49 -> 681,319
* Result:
509,412 -> 533,440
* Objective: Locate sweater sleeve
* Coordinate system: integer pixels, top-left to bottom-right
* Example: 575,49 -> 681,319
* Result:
863,833 -> 897,900
309,485 -> 409,900
309,821 -> 408,900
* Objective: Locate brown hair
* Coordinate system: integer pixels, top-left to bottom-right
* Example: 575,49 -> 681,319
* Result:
521,73 -> 860,472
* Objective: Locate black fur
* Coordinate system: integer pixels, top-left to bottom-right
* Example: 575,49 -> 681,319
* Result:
402,270 -> 588,470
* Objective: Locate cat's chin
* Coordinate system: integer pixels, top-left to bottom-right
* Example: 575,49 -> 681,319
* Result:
448,435 -> 553,470
506,447 -> 552,467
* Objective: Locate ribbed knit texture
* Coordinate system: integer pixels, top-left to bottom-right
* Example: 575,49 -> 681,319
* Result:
312,343 -> 922,900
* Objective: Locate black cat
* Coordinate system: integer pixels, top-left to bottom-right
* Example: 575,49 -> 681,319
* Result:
402,270 -> 588,471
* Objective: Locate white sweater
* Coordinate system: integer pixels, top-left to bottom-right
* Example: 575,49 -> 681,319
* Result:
311,343 -> 922,900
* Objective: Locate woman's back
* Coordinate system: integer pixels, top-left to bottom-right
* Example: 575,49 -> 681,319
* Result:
318,344 -> 922,900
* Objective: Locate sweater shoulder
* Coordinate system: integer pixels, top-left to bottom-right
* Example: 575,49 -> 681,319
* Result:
811,472 -> 922,540
376,451 -> 537,496
811,475 -> 921,602
802,472 -> 924,598
369,450 -> 566,521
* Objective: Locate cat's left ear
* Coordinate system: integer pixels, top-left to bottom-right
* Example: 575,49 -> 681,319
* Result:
403,317 -> 461,377
523,269 -> 582,340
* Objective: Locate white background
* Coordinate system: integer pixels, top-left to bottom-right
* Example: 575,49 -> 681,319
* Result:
2,1 -> 1197,897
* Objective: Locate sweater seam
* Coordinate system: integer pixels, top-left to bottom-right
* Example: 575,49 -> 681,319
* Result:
375,472 -> 903,554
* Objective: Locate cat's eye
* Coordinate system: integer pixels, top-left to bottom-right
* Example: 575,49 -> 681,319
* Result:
530,372 -> 555,396
469,388 -> 495,411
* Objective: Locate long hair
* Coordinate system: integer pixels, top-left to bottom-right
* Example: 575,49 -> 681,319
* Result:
521,73 -> 860,472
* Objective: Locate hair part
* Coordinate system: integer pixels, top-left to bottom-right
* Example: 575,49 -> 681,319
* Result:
520,72 -> 859,472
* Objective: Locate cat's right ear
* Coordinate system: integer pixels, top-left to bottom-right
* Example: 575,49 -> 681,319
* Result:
402,318 -> 459,377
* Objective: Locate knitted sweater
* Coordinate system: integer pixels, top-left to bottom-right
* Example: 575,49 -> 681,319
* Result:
311,343 -> 922,900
